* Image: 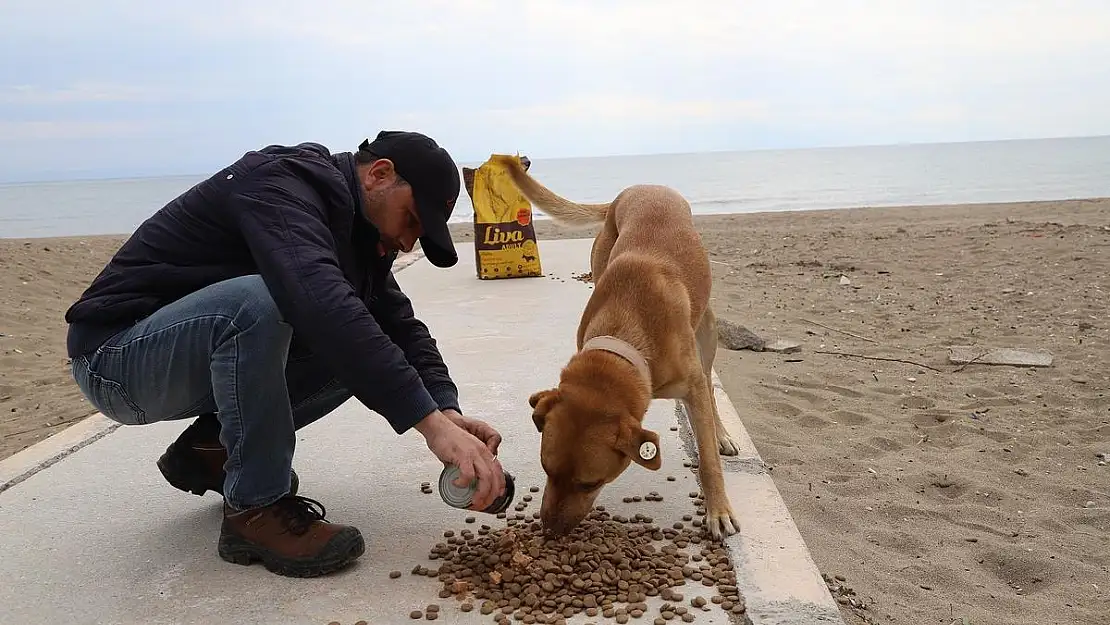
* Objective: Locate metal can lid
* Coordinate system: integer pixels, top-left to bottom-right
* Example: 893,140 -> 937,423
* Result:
484,470 -> 516,514
438,464 -> 475,508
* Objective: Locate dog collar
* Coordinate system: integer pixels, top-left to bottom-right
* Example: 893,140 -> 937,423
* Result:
580,335 -> 652,388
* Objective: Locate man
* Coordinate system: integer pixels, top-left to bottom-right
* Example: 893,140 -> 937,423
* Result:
64,130 -> 507,578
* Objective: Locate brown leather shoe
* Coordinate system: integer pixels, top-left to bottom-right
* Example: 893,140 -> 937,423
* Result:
218,495 -> 365,577
157,413 -> 299,497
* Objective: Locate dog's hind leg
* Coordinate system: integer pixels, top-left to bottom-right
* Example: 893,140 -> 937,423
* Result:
588,210 -> 619,281
695,307 -> 740,456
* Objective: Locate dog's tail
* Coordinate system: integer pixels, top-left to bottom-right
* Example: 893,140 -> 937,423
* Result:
489,154 -> 611,226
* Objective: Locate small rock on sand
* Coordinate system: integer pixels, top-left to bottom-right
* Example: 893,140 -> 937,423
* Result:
716,318 -> 766,351
764,339 -> 802,354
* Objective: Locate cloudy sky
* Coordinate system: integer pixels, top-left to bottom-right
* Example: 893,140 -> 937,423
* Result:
2,1 -> 1109,182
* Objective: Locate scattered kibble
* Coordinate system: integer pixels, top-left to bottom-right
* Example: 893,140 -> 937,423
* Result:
407,501 -> 744,625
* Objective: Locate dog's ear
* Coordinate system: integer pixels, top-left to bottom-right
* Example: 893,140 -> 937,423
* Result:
616,420 -> 662,471
528,388 -> 560,433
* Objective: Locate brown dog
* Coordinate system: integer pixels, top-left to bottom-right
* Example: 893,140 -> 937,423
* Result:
490,155 -> 742,541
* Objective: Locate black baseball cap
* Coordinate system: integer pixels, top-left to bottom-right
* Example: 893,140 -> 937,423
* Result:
359,130 -> 461,268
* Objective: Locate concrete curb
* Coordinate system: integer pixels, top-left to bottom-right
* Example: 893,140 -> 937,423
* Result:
672,370 -> 846,625
0,251 -> 429,496
0,413 -> 120,495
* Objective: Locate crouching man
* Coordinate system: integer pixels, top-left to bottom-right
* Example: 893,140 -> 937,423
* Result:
64,131 -> 506,577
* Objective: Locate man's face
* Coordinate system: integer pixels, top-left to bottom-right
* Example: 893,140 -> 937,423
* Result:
361,159 -> 423,256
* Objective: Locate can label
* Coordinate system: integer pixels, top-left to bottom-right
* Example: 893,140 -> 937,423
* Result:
438,464 -> 516,514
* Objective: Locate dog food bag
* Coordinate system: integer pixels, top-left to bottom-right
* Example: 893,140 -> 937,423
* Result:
462,154 -> 543,280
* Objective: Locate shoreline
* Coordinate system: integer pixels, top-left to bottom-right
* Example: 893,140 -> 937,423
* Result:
1,196 -> 1108,625
5,196 -> 1108,243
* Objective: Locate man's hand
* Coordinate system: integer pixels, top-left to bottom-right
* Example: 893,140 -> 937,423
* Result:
415,410 -> 506,511
442,409 -> 502,456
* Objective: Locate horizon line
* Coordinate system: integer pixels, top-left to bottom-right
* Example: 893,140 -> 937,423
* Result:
3,132 -> 1107,187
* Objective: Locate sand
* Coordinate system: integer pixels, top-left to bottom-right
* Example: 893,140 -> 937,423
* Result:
2,197 -> 1109,625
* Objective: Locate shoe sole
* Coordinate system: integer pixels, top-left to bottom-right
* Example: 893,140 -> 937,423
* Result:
217,528 -> 365,578
156,452 -> 300,497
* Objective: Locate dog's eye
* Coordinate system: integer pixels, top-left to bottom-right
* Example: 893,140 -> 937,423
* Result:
577,480 -> 603,492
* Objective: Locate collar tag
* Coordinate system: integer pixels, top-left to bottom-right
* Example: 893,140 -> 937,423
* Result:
638,441 -> 658,461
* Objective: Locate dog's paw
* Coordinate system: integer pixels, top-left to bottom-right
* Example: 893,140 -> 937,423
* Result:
716,432 -> 741,456
705,501 -> 741,541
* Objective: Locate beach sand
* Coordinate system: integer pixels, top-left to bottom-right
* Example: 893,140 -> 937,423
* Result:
2,197 -> 1109,625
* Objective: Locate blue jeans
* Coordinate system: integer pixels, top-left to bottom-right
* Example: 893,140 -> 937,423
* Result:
70,274 -> 352,510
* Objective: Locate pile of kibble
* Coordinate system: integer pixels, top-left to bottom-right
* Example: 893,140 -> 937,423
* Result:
394,487 -> 746,624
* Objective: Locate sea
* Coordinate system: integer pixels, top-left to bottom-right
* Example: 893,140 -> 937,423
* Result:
2,135 -> 1109,239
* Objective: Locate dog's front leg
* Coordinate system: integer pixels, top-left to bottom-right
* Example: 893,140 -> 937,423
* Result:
681,378 -> 741,541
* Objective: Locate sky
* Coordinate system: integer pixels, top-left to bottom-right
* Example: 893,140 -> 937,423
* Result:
2,0 -> 1109,182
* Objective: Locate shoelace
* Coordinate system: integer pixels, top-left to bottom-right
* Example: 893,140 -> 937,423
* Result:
273,495 -> 328,535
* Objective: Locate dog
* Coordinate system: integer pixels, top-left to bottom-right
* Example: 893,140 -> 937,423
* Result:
490,155 -> 742,541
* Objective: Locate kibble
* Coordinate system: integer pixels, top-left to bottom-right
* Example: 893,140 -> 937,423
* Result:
410,610 -> 423,619
390,570 -> 402,579
409,492 -> 743,624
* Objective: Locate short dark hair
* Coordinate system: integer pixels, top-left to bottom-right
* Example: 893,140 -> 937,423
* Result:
354,146 -> 409,187
354,146 -> 380,165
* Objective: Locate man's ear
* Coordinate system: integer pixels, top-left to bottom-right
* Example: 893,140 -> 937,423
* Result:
616,420 -> 662,471
528,388 -> 560,433
367,158 -> 396,184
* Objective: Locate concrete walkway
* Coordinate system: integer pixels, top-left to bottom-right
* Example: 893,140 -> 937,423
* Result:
0,239 -> 844,625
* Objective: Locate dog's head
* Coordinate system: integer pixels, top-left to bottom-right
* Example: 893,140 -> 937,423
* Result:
529,354 -> 657,535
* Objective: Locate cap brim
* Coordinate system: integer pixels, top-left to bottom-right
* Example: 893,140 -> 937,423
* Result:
416,193 -> 458,268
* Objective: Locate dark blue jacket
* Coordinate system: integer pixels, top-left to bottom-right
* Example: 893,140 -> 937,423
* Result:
65,142 -> 460,434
